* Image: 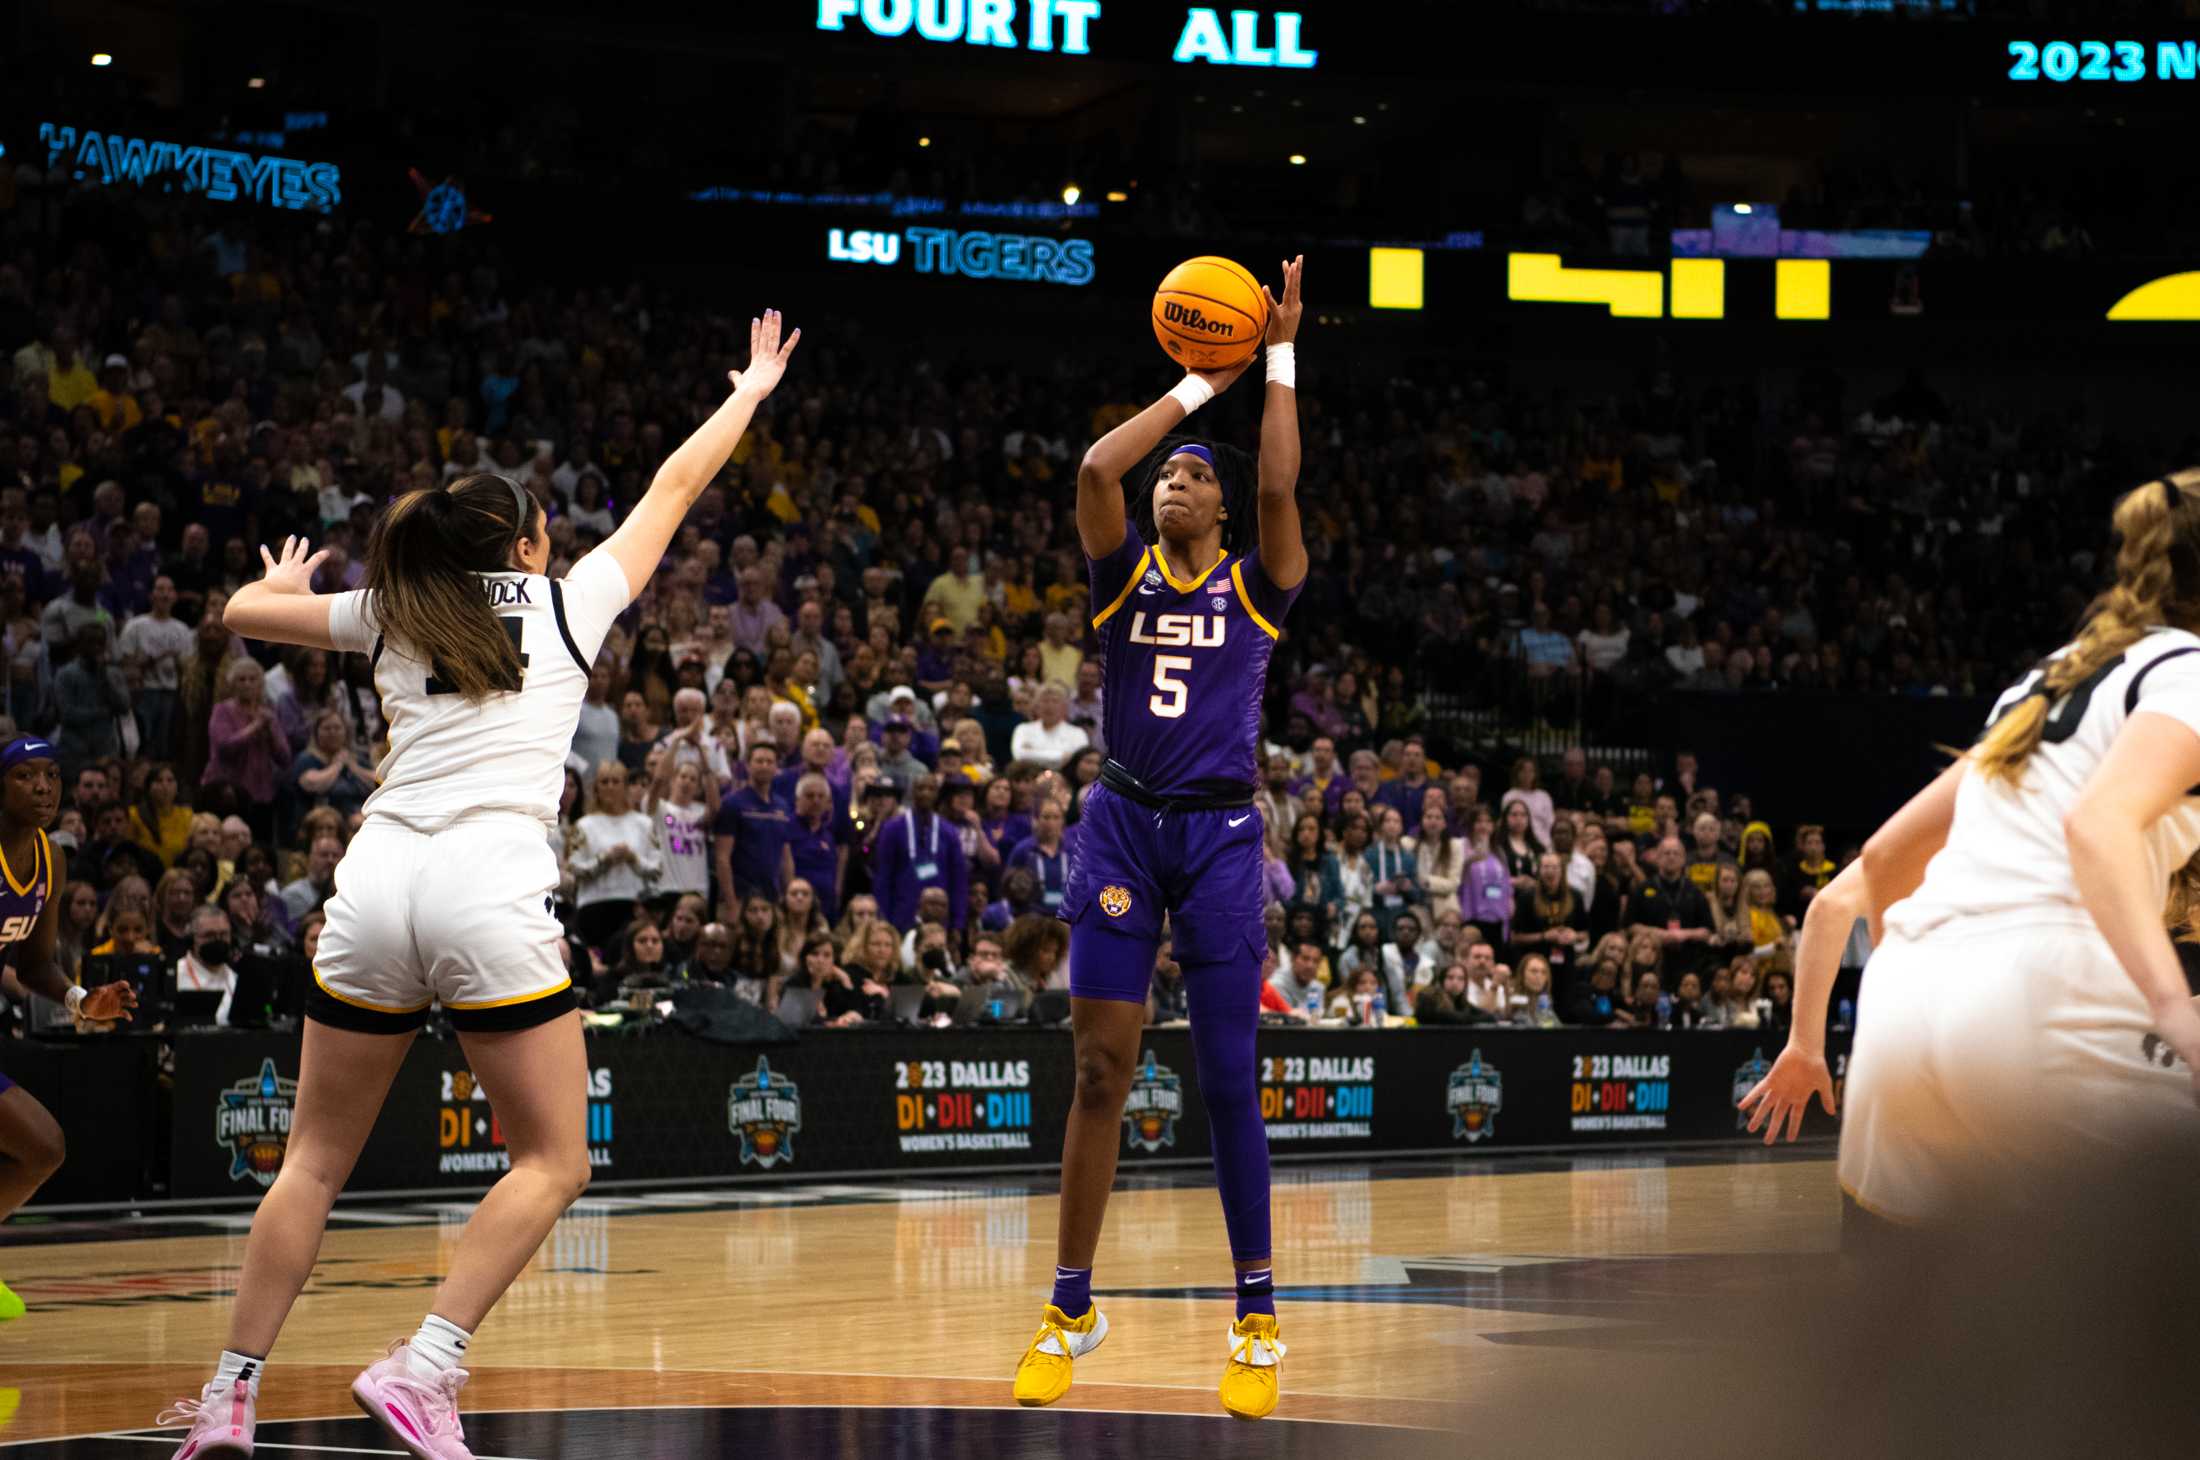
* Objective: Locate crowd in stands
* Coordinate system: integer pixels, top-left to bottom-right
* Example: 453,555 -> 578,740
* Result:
0,186 -> 2129,1038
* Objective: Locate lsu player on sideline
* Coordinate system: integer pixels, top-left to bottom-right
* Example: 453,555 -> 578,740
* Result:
159,311 -> 800,1460
1012,258 -> 1307,1421
1742,472 -> 2200,1228
0,736 -> 138,1320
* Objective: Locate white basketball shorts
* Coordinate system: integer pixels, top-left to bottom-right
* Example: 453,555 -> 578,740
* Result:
309,812 -> 573,1033
1838,914 -> 2200,1224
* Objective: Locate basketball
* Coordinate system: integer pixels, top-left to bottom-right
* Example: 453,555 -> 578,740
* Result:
1151,256 -> 1269,370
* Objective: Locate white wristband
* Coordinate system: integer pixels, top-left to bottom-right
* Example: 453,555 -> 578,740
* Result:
1266,342 -> 1295,389
1166,374 -> 1216,416
64,984 -> 86,1016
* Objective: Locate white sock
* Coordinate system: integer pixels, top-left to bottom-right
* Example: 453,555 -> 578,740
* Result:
404,1314 -> 474,1378
212,1349 -> 264,1395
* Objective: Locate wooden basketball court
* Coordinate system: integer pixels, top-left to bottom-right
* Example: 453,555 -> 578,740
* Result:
0,1149 -> 1842,1456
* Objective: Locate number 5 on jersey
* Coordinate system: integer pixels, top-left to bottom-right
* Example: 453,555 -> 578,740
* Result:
1150,654 -> 1191,718
426,615 -> 529,696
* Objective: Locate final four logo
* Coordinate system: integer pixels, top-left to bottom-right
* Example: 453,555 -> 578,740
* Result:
1732,1049 -> 1773,1130
1122,1050 -> 1183,1153
215,1058 -> 296,1186
1446,1050 -> 1503,1143
728,1057 -> 803,1168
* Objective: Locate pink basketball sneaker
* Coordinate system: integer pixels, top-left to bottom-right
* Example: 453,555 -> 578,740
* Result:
350,1344 -> 474,1460
159,1377 -> 255,1458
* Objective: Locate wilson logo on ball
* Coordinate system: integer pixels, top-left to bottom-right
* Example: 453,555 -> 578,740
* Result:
1161,301 -> 1234,335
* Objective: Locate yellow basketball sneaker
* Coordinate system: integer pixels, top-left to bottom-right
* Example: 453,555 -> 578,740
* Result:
1219,1313 -> 1286,1419
1012,1303 -> 1108,1407
0,1280 -> 25,1321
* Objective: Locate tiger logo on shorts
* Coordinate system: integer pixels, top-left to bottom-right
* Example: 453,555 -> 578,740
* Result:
1098,885 -> 1133,918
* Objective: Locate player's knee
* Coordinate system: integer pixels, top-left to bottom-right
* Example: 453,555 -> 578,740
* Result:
521,1150 -> 590,1206
1073,1043 -> 1135,1110
21,1122 -> 64,1179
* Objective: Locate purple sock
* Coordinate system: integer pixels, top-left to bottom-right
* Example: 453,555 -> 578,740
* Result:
1235,1266 -> 1276,1320
1050,1265 -> 1093,1318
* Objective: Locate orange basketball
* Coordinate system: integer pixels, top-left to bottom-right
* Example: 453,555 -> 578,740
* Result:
1151,256 -> 1268,370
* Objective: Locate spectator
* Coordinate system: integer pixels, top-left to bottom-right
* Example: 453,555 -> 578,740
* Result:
1335,912 -> 1406,1012
1760,967 -> 1795,1038
1461,806 -> 1516,952
119,576 -> 191,760
1461,940 -> 1509,1019
1330,966 -> 1391,1026
675,919 -> 737,990
1414,963 -> 1487,1026
173,904 -> 239,1027
288,709 -> 375,830
590,920 -> 672,1008
1563,956 -> 1629,1028
54,622 -> 130,775
1255,752 -> 1301,832
1268,940 -> 1329,1016
1496,799 -> 1544,893
1510,952 -> 1561,1027
122,762 -> 189,873
1785,824 -> 1838,916
1684,812 -> 1732,895
645,756 -> 714,917
1323,810 -> 1376,939
1633,835 -> 1715,980
1512,851 -> 1590,983
570,760 -> 662,949
1499,756 -> 1556,847
778,773 -> 845,923
1375,738 -> 1436,822
1743,869 -> 1795,962
201,657 -> 290,842
1006,798 -> 1070,914
874,773 -> 968,931
1706,862 -> 1754,959
712,742 -> 792,914
1628,969 -> 1666,1029
1364,805 -> 1422,936
1009,681 -> 1088,770
1669,969 -> 1711,1030
277,835 -> 342,924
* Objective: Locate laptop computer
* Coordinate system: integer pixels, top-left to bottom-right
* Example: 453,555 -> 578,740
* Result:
889,983 -> 927,1023
775,985 -> 822,1028
952,981 -> 1028,1026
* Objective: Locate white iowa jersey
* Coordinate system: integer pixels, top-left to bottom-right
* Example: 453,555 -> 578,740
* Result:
1887,627 -> 2200,940
326,552 -> 630,834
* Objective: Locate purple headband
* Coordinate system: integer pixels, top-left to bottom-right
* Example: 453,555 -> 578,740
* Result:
1168,444 -> 1215,470
0,737 -> 56,771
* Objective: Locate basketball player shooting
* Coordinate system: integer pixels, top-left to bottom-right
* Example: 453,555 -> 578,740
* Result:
1012,257 -> 1306,1420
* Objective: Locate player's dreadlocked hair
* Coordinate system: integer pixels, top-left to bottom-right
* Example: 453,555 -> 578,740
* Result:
1125,434 -> 1260,557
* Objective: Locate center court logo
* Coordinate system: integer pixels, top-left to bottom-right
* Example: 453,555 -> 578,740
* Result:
1446,1050 -> 1503,1143
729,1057 -> 803,1168
215,1057 -> 296,1186
1122,1050 -> 1183,1153
1732,1049 -> 1773,1131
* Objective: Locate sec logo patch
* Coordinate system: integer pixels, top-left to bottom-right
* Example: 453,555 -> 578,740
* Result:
1099,885 -> 1133,918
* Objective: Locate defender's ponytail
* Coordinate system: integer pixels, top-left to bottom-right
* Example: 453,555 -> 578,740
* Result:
363,474 -> 539,704
1974,471 -> 2200,784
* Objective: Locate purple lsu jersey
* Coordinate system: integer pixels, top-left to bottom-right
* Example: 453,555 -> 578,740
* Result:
1088,536 -> 1299,798
0,829 -> 51,948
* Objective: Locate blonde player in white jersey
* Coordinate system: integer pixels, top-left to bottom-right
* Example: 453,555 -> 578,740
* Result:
160,313 -> 800,1460
1742,473 -> 2200,1226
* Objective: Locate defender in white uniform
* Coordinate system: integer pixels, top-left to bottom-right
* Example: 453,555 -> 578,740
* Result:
164,313 -> 802,1460
309,550 -> 628,1028
1809,476 -> 2200,1225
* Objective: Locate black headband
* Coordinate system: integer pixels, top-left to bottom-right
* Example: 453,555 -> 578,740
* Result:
2159,478 -> 2200,602
2163,478 -> 2183,514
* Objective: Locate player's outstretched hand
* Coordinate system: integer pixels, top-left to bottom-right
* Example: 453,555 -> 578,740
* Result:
728,308 -> 802,402
79,981 -> 138,1026
1739,1043 -> 1836,1145
1263,254 -> 1304,346
258,536 -> 329,596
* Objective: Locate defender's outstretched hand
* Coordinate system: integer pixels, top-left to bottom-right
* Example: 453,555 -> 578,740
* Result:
258,536 -> 329,596
1263,255 -> 1304,346
1738,1043 -> 1837,1145
728,309 -> 803,401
